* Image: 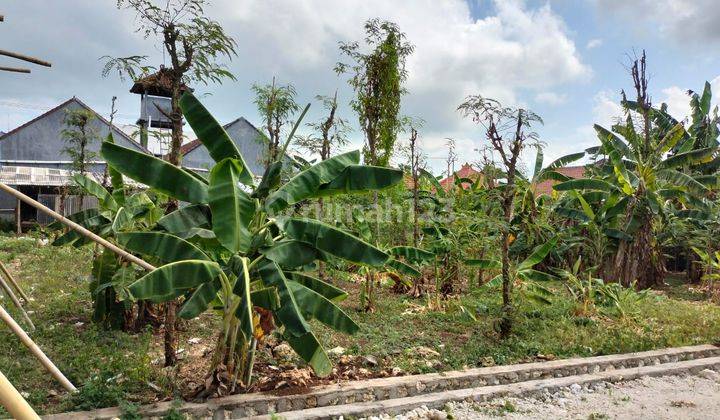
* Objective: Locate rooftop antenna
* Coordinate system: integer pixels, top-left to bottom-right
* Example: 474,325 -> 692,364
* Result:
0,13 -> 53,74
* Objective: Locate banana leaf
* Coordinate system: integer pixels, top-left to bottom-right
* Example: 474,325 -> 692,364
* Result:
208,158 -> 256,253
101,141 -> 209,204
72,174 -> 118,211
315,165 -> 403,196
285,331 -> 332,377
117,232 -> 210,263
158,204 -> 211,234
518,237 -> 557,271
178,277 -> 222,319
128,260 -> 222,301
464,259 -> 501,269
285,272 -> 347,302
275,217 -> 389,267
553,178 -> 616,192
257,260 -> 311,337
387,246 -> 434,263
265,150 -> 359,213
659,147 -> 715,169
180,92 -> 254,185
262,240 -> 320,268
287,281 -> 359,334
386,258 -> 421,277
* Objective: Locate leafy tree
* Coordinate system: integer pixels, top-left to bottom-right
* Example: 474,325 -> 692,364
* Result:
94,92 -> 407,392
102,0 -> 237,366
61,109 -> 99,176
102,0 -> 237,166
252,78 -> 300,166
336,18 -> 414,167
294,92 -> 350,162
554,53 -> 718,288
458,96 -> 543,337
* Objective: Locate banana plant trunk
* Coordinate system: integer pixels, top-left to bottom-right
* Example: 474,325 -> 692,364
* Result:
612,218 -> 665,289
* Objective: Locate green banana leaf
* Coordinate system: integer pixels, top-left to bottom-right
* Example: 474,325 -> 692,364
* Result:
72,174 -> 118,211
285,272 -> 347,302
101,141 -> 209,204
659,147 -> 715,169
315,165 -> 403,196
553,178 -> 616,192
518,237 -> 557,271
128,260 -> 222,301
257,260 -> 311,337
158,204 -> 211,234
262,240 -> 320,268
179,92 -> 254,185
265,150 -> 360,213
117,232 -> 210,263
250,287 -> 281,311
234,256 -> 254,342
388,246 -> 434,263
287,281 -> 359,334
285,331 -> 332,377
208,158 -> 256,253
252,161 -> 283,200
419,168 -> 445,197
464,259 -> 501,269
386,258 -> 421,277
178,277 -> 222,319
275,217 -> 389,267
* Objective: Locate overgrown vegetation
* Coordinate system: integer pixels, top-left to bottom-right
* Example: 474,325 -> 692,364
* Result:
3,8 -> 720,417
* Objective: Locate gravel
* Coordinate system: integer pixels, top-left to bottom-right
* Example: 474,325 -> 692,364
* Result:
363,371 -> 720,419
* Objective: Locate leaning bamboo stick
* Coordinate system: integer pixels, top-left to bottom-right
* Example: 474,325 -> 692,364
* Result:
0,369 -> 40,420
0,260 -> 29,301
0,183 -> 156,271
0,275 -> 34,331
0,304 -> 76,393
0,49 -> 51,67
0,66 -> 30,73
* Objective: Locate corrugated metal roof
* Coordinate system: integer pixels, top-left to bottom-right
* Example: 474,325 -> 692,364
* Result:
0,165 -> 142,187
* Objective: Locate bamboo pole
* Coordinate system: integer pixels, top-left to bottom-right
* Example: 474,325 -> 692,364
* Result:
0,183 -> 156,271
0,66 -> 30,74
0,275 -> 34,331
0,369 -> 40,420
0,260 -> 29,301
0,304 -> 76,392
0,50 -> 51,67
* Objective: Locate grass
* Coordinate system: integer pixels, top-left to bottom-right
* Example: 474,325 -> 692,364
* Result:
1,235 -> 720,415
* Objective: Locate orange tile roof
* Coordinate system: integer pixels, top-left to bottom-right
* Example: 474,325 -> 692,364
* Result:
439,163 -> 481,190
533,166 -> 586,196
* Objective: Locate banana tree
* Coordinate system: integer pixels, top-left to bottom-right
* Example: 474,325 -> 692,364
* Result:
554,114 -> 717,287
99,92 -> 405,390
466,237 -> 557,306
52,167 -> 166,330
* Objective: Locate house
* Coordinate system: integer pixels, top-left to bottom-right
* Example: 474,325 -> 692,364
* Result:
0,97 -> 151,173
532,166 -> 587,196
439,163 -> 484,191
179,117 -> 269,176
0,97 -> 152,229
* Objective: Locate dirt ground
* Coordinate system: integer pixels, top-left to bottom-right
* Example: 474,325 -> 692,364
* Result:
371,371 -> 720,419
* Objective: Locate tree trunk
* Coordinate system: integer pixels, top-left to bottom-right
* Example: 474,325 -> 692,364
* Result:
612,219 -> 665,289
686,250 -> 704,284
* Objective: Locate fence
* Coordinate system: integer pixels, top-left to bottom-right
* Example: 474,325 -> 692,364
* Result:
35,194 -> 98,225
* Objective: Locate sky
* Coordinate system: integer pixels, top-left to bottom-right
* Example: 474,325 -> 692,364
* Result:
1,0 -> 720,175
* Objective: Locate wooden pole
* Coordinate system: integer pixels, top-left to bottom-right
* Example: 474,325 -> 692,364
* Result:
15,198 -> 21,235
0,66 -> 30,74
0,260 -> 29,301
0,274 -> 34,331
0,304 -> 76,392
0,183 -> 156,271
0,369 -> 40,420
0,50 -> 51,67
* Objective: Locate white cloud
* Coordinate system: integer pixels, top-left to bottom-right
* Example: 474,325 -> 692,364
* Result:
593,0 -> 720,44
221,0 -> 590,142
659,76 -> 720,122
586,38 -> 603,49
591,90 -> 624,128
535,92 -> 568,105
